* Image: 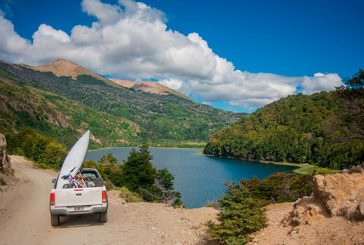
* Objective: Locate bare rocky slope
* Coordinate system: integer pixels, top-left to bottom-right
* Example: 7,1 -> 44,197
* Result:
32,59 -> 186,98
249,172 -> 364,245
32,58 -> 110,83
110,78 -> 189,99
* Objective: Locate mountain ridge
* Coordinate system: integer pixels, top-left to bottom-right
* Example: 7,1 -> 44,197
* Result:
31,58 -> 189,99
110,78 -> 189,99
32,58 -> 109,82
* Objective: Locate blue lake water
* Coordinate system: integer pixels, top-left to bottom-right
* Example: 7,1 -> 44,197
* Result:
85,148 -> 296,208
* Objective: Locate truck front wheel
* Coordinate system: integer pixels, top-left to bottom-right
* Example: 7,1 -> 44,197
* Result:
98,212 -> 107,223
51,214 -> 60,226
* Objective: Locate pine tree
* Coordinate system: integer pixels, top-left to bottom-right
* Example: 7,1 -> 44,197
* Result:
121,144 -> 182,205
208,183 -> 267,245
122,144 -> 156,197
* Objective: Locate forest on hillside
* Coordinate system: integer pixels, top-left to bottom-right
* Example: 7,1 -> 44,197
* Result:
204,70 -> 364,169
0,61 -> 243,147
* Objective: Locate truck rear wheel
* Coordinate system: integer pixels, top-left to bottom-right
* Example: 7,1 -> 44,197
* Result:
51,214 -> 60,226
98,212 -> 107,223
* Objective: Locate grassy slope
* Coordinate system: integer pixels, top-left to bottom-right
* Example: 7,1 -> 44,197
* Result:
266,161 -> 340,175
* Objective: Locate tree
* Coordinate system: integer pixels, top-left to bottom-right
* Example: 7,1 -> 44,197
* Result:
99,153 -> 118,165
154,168 -> 182,206
122,145 -> 156,197
121,144 -> 182,205
208,183 -> 267,245
344,69 -> 364,89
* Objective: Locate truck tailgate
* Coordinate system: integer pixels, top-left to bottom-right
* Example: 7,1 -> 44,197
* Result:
55,188 -> 103,207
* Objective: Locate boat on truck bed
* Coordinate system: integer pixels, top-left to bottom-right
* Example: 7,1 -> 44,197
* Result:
49,130 -> 108,226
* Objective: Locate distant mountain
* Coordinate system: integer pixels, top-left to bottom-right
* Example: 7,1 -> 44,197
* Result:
110,79 -> 189,99
32,59 -> 188,98
32,58 -> 109,82
0,59 -> 244,148
204,88 -> 364,169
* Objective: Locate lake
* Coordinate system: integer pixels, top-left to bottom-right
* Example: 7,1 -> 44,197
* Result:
85,148 -> 296,208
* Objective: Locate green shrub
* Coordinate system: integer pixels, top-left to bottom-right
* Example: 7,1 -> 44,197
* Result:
7,128 -> 67,169
119,186 -> 143,202
208,183 -> 267,245
208,173 -> 313,244
241,173 -> 313,203
83,157 -> 123,189
104,179 -> 115,190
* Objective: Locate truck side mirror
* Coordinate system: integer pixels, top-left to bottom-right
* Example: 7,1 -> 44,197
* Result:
52,178 -> 57,184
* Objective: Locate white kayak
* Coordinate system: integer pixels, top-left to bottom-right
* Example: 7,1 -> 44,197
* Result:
56,130 -> 90,189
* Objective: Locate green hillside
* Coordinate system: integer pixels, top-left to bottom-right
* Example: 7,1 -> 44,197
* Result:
0,79 -> 142,148
204,72 -> 364,169
0,61 -> 243,148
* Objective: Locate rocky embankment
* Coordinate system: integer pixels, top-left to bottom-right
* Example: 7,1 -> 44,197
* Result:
0,133 -> 10,171
0,133 -> 16,192
250,171 -> 364,245
292,172 -> 364,222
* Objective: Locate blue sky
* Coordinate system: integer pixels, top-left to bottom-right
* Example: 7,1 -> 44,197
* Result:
0,0 -> 363,112
145,0 -> 364,78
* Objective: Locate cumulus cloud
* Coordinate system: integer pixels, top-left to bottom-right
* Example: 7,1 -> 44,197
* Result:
0,0 -> 343,111
301,73 -> 342,95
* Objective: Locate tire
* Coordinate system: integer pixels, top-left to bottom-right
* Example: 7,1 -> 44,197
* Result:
98,212 -> 108,223
51,214 -> 60,226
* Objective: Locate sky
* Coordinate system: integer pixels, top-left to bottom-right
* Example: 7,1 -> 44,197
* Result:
0,0 -> 363,112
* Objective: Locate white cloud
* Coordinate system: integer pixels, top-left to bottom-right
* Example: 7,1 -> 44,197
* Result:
81,0 -> 121,24
301,72 -> 342,94
0,16 -> 29,61
0,0 -> 343,111
34,24 -> 71,43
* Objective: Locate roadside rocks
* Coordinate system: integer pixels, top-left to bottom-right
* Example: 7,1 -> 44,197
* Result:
288,172 -> 364,225
250,172 -> 364,245
288,196 -> 329,226
0,133 -> 11,172
313,173 -> 364,219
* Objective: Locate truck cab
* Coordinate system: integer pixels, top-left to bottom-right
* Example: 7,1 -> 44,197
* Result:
49,168 -> 108,226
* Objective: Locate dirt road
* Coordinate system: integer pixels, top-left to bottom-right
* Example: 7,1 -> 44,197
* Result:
0,156 -> 218,245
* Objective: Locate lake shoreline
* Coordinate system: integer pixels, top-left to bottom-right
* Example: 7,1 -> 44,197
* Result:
88,146 -> 203,152
86,147 -> 297,208
89,147 -> 316,174
202,153 -> 339,175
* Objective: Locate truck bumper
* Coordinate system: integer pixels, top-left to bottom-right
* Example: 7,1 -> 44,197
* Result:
50,204 -> 108,215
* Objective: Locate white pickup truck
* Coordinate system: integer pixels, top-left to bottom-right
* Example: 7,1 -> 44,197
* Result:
49,168 -> 108,226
